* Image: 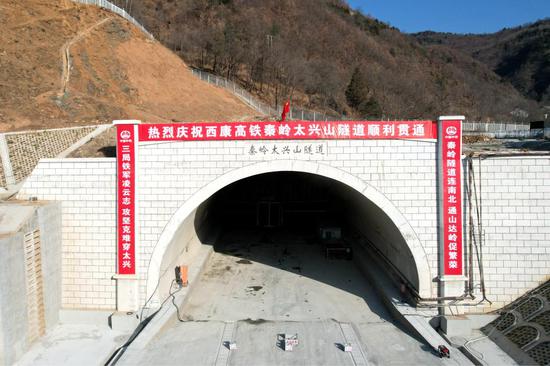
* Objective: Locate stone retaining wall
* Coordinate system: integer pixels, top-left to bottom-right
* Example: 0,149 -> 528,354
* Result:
0,125 -> 108,189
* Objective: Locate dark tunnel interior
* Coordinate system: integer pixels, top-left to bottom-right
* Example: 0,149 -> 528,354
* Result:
194,171 -> 420,292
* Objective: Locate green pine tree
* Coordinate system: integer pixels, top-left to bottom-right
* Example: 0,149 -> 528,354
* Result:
345,66 -> 381,118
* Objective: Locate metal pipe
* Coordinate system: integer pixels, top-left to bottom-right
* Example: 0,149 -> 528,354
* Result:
477,155 -> 491,304
464,153 -> 493,306
467,158 -> 475,296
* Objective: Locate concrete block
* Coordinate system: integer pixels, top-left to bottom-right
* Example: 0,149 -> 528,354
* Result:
60,310 -> 112,325
115,277 -> 139,312
109,311 -> 140,333
441,277 -> 467,298
466,314 -> 499,329
441,316 -> 472,338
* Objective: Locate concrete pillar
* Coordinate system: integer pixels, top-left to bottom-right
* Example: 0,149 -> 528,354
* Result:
113,274 -> 140,312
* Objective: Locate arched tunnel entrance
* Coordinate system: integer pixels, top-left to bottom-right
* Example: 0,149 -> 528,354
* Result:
149,166 -> 433,310
137,170 -> 442,365
189,171 -> 422,320
201,171 -> 419,284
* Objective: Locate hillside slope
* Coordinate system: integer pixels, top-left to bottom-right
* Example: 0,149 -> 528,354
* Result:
415,19 -> 550,105
0,0 -> 255,132
127,0 -> 538,121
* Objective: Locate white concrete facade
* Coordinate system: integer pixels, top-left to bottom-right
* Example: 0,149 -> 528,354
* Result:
18,159 -> 117,309
0,202 -> 62,365
466,156 -> 550,312
17,140 -> 550,313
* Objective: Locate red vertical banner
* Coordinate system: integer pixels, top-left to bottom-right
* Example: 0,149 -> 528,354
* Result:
116,123 -> 137,275
438,117 -> 464,276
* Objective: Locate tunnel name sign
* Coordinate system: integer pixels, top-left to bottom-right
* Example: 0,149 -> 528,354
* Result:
116,118 -> 463,278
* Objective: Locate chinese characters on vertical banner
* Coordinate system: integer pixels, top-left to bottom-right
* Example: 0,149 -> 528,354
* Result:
116,124 -> 136,275
440,119 -> 463,276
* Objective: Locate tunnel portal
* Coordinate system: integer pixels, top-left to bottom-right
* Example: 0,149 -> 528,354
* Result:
193,172 -> 420,294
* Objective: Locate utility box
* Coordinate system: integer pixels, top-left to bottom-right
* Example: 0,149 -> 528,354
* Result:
319,226 -> 352,260
175,265 -> 188,287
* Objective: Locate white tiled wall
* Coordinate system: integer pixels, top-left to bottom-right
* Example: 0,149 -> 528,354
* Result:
17,144 -> 550,312
466,156 -> 550,311
19,159 -> 117,309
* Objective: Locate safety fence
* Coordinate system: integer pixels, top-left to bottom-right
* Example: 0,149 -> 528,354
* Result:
72,0 -> 345,121
190,68 -> 345,121
464,121 -> 550,139
191,67 -> 547,137
0,125 -> 109,190
493,128 -> 549,139
71,0 -> 154,40
463,121 -> 530,133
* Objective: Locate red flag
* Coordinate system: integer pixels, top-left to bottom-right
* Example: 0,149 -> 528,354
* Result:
281,100 -> 290,122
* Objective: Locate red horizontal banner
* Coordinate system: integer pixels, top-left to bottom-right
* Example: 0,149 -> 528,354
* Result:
139,121 -> 437,142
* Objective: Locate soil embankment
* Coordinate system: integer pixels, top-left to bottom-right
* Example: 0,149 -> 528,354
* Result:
0,0 -> 256,132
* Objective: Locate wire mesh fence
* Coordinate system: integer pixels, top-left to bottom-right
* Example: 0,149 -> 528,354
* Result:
191,68 -> 544,132
190,68 -> 347,121
493,129 -> 547,139
72,0 -> 154,39
464,121 -> 549,138
190,68 -> 277,117
463,121 -> 531,133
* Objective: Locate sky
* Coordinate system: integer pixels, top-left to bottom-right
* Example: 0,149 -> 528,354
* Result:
347,0 -> 550,34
